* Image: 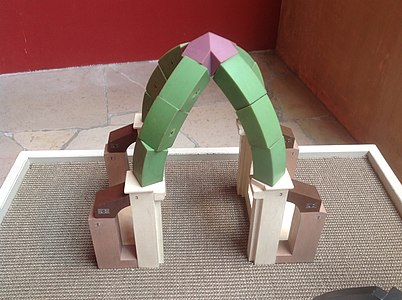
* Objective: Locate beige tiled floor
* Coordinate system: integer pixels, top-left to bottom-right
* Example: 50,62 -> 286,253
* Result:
0,51 -> 355,186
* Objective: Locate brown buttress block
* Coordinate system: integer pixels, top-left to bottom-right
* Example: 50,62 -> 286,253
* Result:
89,183 -> 138,268
104,144 -> 129,187
281,125 -> 299,178
107,123 -> 138,153
276,179 -> 326,263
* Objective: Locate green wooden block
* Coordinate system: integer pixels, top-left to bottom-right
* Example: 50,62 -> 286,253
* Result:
139,96 -> 188,151
251,63 -> 264,85
236,46 -> 254,66
159,56 -> 210,112
213,54 -> 266,110
145,65 -> 167,101
141,92 -> 153,121
133,139 -> 168,187
251,138 -> 286,186
158,44 -> 185,78
236,46 -> 264,84
236,94 -> 283,148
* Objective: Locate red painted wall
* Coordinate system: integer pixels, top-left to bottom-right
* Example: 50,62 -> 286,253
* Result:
0,0 -> 282,74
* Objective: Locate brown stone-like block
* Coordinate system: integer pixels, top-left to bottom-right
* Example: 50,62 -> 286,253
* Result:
104,144 -> 129,187
281,125 -> 299,178
107,123 -> 138,153
276,179 -> 326,263
88,203 -> 138,269
288,179 -> 321,212
281,125 -> 296,149
93,182 -> 130,218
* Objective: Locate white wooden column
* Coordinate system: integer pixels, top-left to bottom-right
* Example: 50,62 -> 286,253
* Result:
247,171 -> 294,265
124,171 -> 165,268
236,120 -> 252,199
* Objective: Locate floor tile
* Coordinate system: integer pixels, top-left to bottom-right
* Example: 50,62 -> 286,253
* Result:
105,67 -> 144,115
296,115 -> 356,145
109,61 -> 157,89
110,113 -> 136,125
0,135 -> 23,186
172,132 -> 196,148
194,80 -> 227,107
0,66 -> 107,131
14,130 -> 76,150
251,51 -> 292,79
181,102 -> 239,147
268,75 -> 329,122
65,126 -> 122,150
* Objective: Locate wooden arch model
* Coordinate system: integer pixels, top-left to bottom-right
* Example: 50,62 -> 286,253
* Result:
134,32 -> 286,187
88,33 -> 326,269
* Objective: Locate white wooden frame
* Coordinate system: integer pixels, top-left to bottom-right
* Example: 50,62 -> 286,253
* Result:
1,145 -> 401,225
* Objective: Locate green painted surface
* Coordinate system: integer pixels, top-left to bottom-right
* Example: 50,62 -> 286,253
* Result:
158,45 -> 184,78
236,94 -> 282,148
251,63 -> 264,85
235,46 -> 264,84
159,56 -> 210,112
214,54 -> 266,110
236,46 -> 254,66
251,137 -> 286,186
133,139 -> 168,186
136,40 -> 286,187
139,96 -> 188,151
145,65 -> 167,101
141,92 -> 153,121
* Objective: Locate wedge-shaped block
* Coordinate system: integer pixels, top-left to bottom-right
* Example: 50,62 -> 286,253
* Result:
141,92 -> 153,121
133,139 -> 168,187
236,94 -> 283,148
237,46 -> 264,84
158,45 -> 185,78
145,65 -> 167,101
236,46 -> 264,79
251,63 -> 264,85
236,46 -> 264,84
139,96 -> 188,151
251,138 -> 286,186
182,32 -> 238,75
159,56 -> 209,112
235,46 -> 254,66
214,54 -> 266,110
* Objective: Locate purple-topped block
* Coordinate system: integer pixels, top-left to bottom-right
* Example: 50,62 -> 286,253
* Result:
182,32 -> 238,75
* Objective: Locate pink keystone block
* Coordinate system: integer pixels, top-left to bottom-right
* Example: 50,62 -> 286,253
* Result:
182,32 -> 238,75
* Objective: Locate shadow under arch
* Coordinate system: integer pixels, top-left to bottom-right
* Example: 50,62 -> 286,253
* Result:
133,32 -> 286,187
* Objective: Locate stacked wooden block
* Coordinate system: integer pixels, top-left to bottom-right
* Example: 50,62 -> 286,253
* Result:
89,32 -> 326,269
135,32 -> 286,188
135,44 -> 209,186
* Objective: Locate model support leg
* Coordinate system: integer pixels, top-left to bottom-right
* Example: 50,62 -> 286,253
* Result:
236,121 -> 300,200
88,183 -> 136,268
104,144 -> 129,186
247,172 -> 294,264
236,119 -> 253,198
281,125 -> 299,178
124,171 -> 165,268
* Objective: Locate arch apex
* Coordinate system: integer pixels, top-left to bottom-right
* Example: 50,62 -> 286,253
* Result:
182,32 -> 238,75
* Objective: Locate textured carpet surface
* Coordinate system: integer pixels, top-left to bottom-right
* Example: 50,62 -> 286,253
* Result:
0,157 -> 401,299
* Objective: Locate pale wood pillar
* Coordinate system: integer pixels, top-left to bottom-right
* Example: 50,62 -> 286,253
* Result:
247,172 -> 294,264
124,171 -> 166,268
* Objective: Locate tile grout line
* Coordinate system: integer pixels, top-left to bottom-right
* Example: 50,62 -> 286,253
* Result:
110,65 -> 147,90
60,130 -> 80,150
179,130 -> 200,148
2,132 -> 27,151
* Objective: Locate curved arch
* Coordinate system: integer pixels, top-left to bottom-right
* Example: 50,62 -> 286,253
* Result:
133,33 -> 286,187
